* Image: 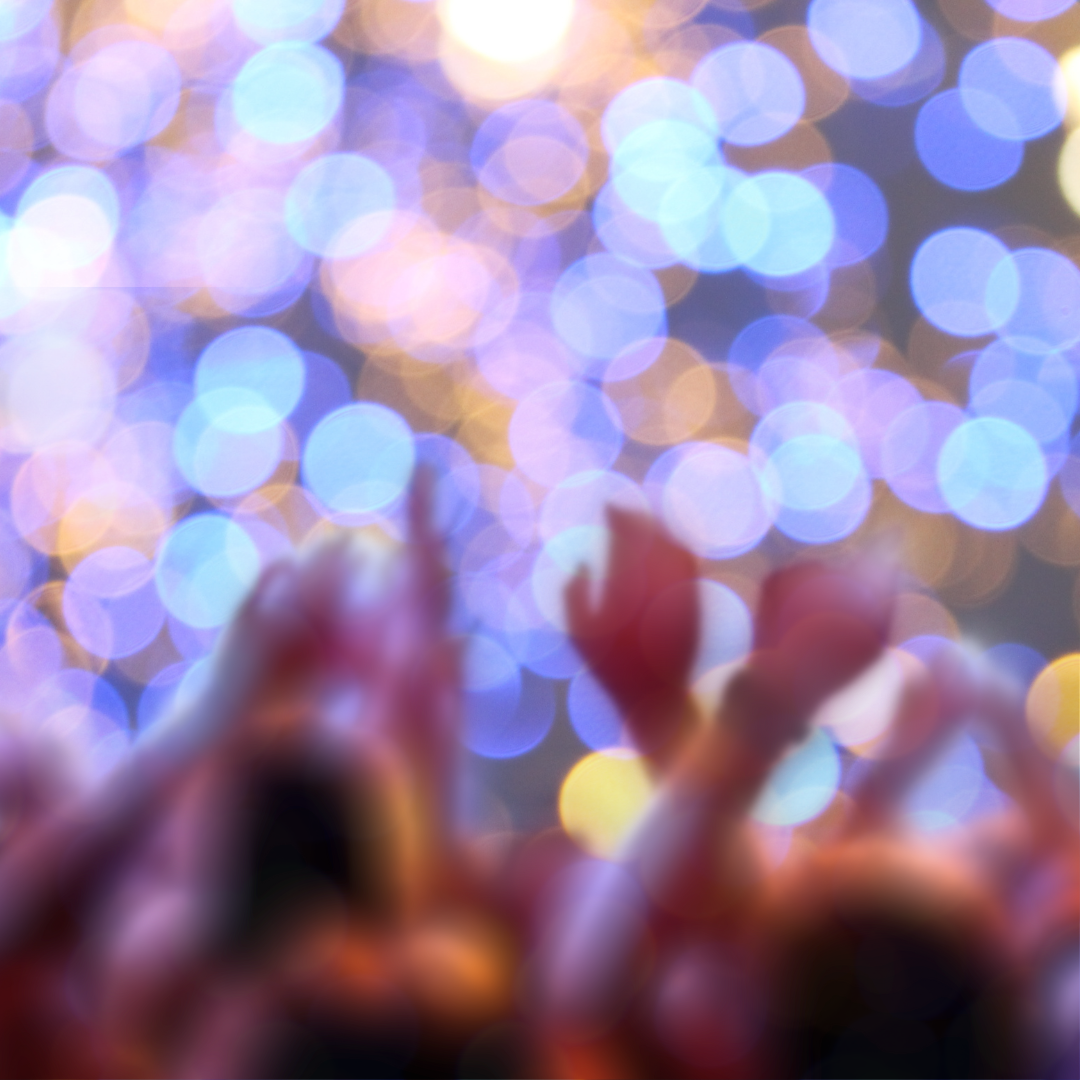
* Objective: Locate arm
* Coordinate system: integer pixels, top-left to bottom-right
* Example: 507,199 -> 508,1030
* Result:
541,553 -> 896,1029
0,548 -> 351,957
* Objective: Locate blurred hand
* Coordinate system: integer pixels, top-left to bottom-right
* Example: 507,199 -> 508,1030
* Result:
565,508 -> 700,767
222,539 -> 352,687
730,559 -> 896,752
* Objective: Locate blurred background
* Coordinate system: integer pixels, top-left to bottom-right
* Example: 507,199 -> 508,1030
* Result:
0,0 -> 1076,852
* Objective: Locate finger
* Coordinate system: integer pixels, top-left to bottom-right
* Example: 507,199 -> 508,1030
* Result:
408,465 -> 437,546
564,565 -> 595,639
604,507 -> 654,588
646,520 -> 698,594
245,560 -> 295,618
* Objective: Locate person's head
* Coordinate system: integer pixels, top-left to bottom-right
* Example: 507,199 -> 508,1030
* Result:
214,728 -> 403,963
763,837 -> 1022,1079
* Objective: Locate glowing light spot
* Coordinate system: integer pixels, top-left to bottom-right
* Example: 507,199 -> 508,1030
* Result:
749,402 -> 871,543
694,580 -> 752,679
474,296 -> 577,399
461,635 -> 555,759
656,163 -> 746,272
539,469 -> 648,540
851,15 -> 945,108
1026,653 -> 1079,757
612,119 -> 723,224
0,0 -> 51,42
72,41 -> 181,151
196,326 -> 305,424
882,401 -> 965,514
509,382 -> 623,488
916,90 -> 1024,191
551,255 -> 666,363
723,171 -> 835,277
285,153 -> 394,257
1062,47 -> 1080,124
808,0 -> 921,81
770,434 -> 862,511
593,181 -> 680,269
31,669 -> 130,780
960,38 -> 1066,142
985,642 -> 1046,688
828,368 -> 922,477
910,228 -> 1019,336
971,378 -> 1069,444
155,513 -> 261,629
1061,128 -> 1080,217
803,163 -> 888,267
996,248 -> 1080,355
817,649 -> 911,751
472,99 -> 588,207
232,0 -> 345,44
905,731 -> 988,831
0,334 -> 116,450
10,167 -> 119,282
692,42 -> 804,146
969,341 -> 1079,437
63,546 -> 165,660
752,728 -> 840,827
567,669 -> 629,752
530,523 -> 608,631
232,43 -> 343,144
937,416 -> 1048,530
603,78 -> 717,153
438,0 -> 574,64
985,0 -> 1073,20
651,443 -> 770,558
174,390 -> 284,498
197,188 -> 307,300
302,403 -> 415,515
559,750 -> 653,858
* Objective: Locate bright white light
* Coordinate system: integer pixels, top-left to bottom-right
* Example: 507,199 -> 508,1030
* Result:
7,196 -> 115,294
438,0 -> 575,64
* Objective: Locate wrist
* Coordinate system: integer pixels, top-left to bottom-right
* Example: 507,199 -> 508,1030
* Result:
720,666 -> 809,759
625,690 -> 699,768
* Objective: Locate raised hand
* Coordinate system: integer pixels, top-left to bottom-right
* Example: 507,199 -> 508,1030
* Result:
565,507 -> 701,770
726,558 -> 896,754
224,539 -> 352,687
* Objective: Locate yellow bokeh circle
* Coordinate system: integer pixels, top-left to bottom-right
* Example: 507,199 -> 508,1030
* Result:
558,750 -> 654,859
1026,653 -> 1080,758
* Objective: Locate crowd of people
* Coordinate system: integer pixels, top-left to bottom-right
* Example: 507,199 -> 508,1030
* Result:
0,479 -> 1075,1079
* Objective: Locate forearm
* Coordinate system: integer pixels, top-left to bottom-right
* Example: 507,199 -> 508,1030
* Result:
539,671 -> 798,1022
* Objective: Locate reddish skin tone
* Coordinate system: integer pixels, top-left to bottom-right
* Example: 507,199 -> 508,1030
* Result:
544,520 -> 898,1077
735,557 -> 897,752
0,537 -> 373,1080
565,508 -> 701,772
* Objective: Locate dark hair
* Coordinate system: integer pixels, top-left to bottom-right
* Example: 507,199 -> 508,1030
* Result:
769,887 -> 1022,1079
217,753 -> 393,960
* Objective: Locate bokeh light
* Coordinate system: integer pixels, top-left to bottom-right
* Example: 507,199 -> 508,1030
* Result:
232,43 -> 344,145
916,90 -> 1024,191
438,0 -> 575,64
807,0 -> 921,81
302,403 -> 415,515
937,417 -> 1048,530
751,727 -> 841,827
692,42 -> 805,146
0,0 -> 1071,864
559,750 -> 653,858
959,38 -> 1066,143
910,228 -> 1018,336
154,514 -> 261,630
